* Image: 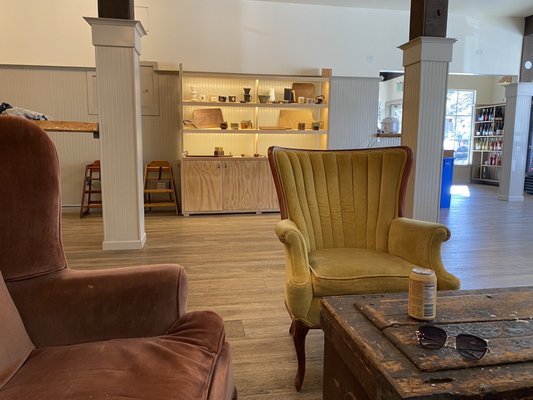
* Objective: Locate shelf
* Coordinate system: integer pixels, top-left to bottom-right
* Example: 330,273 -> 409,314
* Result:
183,129 -> 326,134
472,150 -> 502,153
183,70 -> 328,82
472,103 -> 506,186
180,68 -> 330,170
34,120 -> 99,138
182,101 -> 326,109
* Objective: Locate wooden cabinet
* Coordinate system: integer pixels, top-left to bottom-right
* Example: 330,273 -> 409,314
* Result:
471,103 -> 505,185
181,157 -> 279,215
181,159 -> 223,212
179,69 -> 330,157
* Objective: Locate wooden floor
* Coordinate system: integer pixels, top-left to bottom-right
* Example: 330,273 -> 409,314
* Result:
61,184 -> 533,400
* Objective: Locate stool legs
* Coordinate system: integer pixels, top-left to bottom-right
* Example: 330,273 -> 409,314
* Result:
143,161 -> 179,214
80,160 -> 102,218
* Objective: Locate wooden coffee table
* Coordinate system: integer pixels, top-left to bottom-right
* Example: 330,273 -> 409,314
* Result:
321,287 -> 533,399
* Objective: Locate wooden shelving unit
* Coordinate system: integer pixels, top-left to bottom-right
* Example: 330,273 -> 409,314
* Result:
179,69 -> 330,157
178,68 -> 331,215
471,103 -> 505,185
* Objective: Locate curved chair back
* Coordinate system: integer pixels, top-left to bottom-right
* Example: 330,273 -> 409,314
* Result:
268,146 -> 412,252
0,116 -> 67,281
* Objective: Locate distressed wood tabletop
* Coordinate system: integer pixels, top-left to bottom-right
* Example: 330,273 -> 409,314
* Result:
321,287 -> 533,400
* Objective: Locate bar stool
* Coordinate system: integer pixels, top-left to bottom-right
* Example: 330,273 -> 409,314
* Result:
80,160 -> 102,218
143,160 -> 178,214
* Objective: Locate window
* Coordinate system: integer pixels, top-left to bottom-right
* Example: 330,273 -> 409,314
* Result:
445,90 -> 476,165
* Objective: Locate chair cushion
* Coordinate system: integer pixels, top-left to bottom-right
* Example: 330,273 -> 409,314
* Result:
309,248 -> 415,297
0,272 -> 34,388
0,311 -> 227,400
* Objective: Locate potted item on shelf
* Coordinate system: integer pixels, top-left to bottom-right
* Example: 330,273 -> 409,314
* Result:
243,88 -> 252,102
268,88 -> 276,102
241,120 -> 252,129
258,95 -> 270,104
190,86 -> 198,100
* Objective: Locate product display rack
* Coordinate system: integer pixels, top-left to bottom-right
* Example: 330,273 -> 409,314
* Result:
178,68 -> 331,215
471,103 -> 505,185
179,68 -> 330,157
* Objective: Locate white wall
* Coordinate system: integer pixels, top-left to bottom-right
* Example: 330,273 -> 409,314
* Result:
447,75 -> 508,104
378,74 -> 510,111
0,65 -> 180,206
0,0 -> 525,77
328,77 -> 380,149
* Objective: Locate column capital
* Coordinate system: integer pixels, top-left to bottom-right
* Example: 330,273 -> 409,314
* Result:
400,37 -> 456,67
84,17 -> 146,53
504,82 -> 533,98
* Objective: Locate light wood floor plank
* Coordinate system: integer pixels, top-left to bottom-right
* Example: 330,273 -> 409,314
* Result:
60,184 -> 533,399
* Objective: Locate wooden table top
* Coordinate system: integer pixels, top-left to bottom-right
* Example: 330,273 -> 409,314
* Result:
32,120 -> 99,138
321,287 -> 533,399
33,120 -> 99,133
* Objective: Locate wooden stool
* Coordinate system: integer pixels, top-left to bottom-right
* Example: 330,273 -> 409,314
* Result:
143,161 -> 178,214
80,160 -> 102,218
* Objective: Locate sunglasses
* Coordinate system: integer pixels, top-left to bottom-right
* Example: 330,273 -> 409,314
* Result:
416,325 -> 490,360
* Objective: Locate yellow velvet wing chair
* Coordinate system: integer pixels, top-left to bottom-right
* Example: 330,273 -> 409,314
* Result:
268,146 -> 460,391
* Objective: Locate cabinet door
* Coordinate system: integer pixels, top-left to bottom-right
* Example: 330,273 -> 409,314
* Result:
258,159 -> 279,210
182,160 -> 222,213
222,160 -> 261,210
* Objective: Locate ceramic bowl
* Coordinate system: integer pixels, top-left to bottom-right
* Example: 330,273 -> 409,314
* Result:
258,95 -> 270,104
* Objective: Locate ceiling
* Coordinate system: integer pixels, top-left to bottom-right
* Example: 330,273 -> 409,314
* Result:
252,0 -> 533,18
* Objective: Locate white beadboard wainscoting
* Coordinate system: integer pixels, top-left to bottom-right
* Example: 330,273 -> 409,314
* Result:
2,64 -> 394,211
0,64 -> 180,208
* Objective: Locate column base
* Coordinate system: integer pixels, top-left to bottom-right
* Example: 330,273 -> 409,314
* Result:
498,194 -> 524,202
102,232 -> 147,250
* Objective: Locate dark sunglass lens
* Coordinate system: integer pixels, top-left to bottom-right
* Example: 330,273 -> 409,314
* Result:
456,334 -> 488,360
417,326 -> 447,350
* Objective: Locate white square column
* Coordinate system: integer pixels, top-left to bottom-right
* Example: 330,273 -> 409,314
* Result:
400,37 -> 456,222
85,17 -> 147,250
498,83 -> 533,202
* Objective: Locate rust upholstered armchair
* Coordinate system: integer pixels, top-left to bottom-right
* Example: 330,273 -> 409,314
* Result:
0,116 -> 236,400
268,146 -> 460,391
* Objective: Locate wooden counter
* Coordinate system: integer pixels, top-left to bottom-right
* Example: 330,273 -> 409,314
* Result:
33,120 -> 99,138
181,156 -> 279,216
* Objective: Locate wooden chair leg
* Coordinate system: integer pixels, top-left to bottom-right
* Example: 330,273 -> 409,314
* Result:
289,320 -> 309,392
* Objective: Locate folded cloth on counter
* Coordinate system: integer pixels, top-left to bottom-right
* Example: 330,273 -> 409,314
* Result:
0,102 -> 51,120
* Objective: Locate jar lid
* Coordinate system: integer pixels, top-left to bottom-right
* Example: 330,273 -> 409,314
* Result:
411,267 -> 434,275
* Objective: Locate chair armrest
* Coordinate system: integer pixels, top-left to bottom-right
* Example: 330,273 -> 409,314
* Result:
388,217 -> 460,290
7,264 -> 188,347
275,219 -> 313,320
